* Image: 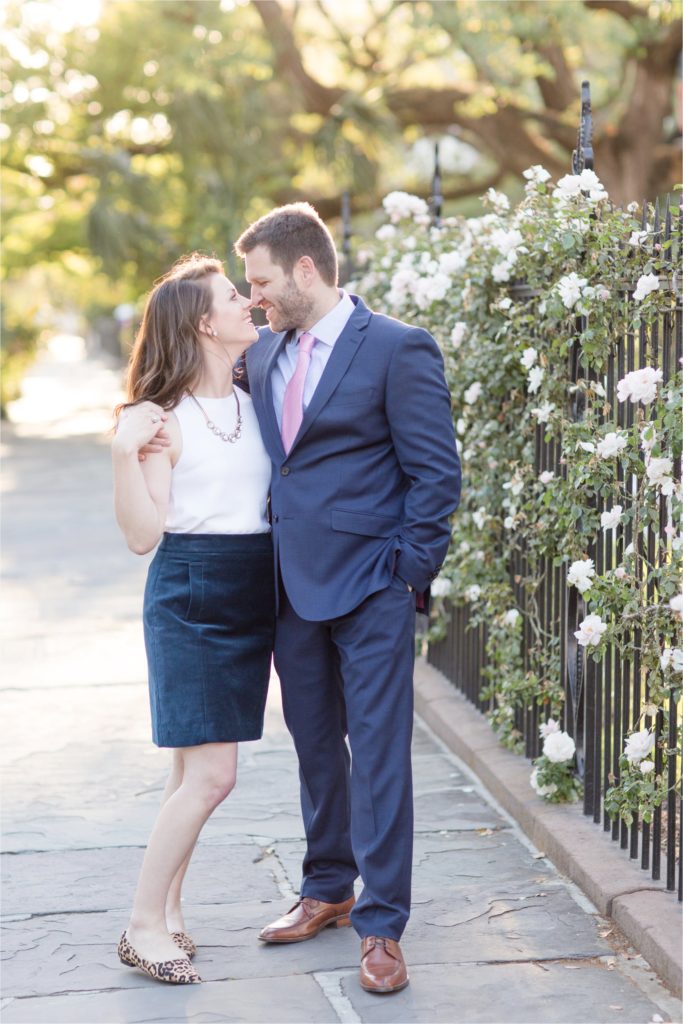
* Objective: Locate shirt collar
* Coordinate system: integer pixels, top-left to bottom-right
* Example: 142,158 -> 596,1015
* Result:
293,290 -> 355,348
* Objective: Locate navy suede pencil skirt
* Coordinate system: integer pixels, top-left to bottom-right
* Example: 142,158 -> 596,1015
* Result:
143,532 -> 275,747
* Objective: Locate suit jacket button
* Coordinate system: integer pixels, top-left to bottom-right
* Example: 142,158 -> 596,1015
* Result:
281,467 -> 290,476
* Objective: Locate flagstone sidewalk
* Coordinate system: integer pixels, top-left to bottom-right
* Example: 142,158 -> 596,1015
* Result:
1,343 -> 679,1023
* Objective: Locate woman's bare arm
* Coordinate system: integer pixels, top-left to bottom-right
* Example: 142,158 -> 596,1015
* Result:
112,402 -> 179,554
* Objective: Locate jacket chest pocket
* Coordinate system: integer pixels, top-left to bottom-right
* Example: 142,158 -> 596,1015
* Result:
326,385 -> 377,408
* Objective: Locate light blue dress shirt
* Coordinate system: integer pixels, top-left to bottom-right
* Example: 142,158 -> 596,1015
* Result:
271,290 -> 355,428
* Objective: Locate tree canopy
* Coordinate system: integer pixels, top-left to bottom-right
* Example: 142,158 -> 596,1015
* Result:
2,0 -> 680,311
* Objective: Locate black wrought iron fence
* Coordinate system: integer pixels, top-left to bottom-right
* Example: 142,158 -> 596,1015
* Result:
426,95 -> 682,898
337,80 -> 681,899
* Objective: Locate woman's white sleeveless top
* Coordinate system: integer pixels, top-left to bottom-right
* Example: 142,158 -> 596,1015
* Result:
165,391 -> 271,534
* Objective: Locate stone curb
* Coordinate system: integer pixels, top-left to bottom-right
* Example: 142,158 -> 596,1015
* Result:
413,656 -> 682,999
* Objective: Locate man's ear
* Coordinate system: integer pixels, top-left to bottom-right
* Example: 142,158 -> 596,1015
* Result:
294,255 -> 316,287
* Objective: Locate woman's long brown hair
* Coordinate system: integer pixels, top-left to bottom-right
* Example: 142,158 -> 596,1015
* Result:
120,254 -> 224,413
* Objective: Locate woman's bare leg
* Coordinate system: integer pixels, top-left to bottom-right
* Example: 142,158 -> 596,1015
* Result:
126,742 -> 237,962
158,751 -> 193,935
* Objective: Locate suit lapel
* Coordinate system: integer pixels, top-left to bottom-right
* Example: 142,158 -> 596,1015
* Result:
253,328 -> 289,461
290,298 -> 371,452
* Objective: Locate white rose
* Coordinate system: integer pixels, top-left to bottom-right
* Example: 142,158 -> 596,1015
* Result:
531,402 -> 554,423
430,577 -> 452,598
503,516 -> 515,530
465,584 -> 482,602
557,272 -> 588,310
624,729 -> 655,764
464,381 -> 482,405
669,593 -> 683,621
577,441 -> 596,454
543,730 -> 576,763
633,273 -> 660,302
539,718 -> 560,739
521,347 -> 538,369
639,760 -> 655,775
472,507 -> 487,530
387,265 -> 420,310
455,417 -> 466,436
375,224 -> 397,241
628,230 -> 649,247
577,169 -> 603,192
451,322 -> 468,347
489,227 -> 524,257
645,457 -> 673,490
554,174 -> 582,199
574,613 -> 607,647
617,367 -> 663,405
539,471 -> 554,485
523,164 -> 551,184
382,191 -> 429,222
439,251 -> 467,275
527,366 -> 544,393
414,272 -> 451,309
567,558 -> 595,593
530,766 -> 557,797
492,259 -> 512,283
502,608 -> 520,627
502,475 -> 524,497
496,297 -> 513,311
458,541 -> 471,554
600,505 -> 623,530
485,187 -> 510,211
596,432 -> 628,458
660,648 -> 683,673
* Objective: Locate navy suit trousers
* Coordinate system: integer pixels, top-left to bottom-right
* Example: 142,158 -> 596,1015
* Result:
274,575 -> 417,940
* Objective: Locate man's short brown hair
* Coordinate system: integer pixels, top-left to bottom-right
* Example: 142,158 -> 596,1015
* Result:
235,202 -> 338,286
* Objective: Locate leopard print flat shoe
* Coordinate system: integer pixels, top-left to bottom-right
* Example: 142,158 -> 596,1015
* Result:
117,931 -> 201,984
171,931 -> 197,958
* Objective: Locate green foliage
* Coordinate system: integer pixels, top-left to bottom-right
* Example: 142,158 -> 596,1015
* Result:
1,0 -> 282,288
604,756 -> 670,827
353,172 -> 682,820
531,754 -> 584,805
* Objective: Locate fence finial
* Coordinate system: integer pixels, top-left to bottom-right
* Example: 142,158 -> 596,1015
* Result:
571,80 -> 594,174
341,190 -> 352,283
430,141 -> 443,226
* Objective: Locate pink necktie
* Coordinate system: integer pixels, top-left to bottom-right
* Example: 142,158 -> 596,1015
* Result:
281,331 -> 315,453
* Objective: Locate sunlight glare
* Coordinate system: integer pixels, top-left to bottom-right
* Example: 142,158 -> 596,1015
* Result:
21,0 -> 102,33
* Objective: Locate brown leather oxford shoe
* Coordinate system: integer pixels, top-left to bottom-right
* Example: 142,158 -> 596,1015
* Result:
258,895 -> 355,943
359,936 -> 409,994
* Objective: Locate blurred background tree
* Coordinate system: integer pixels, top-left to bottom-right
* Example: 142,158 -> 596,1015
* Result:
1,0 -> 680,407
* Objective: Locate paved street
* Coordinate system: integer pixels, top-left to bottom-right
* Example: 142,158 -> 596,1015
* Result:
1,342 -> 679,1023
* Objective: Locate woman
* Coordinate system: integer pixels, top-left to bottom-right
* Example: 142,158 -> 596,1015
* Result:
112,254 -> 274,985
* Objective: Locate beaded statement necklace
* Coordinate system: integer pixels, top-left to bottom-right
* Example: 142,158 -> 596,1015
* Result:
189,390 -> 243,444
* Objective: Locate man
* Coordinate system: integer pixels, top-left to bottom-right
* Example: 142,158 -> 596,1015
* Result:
235,202 -> 460,994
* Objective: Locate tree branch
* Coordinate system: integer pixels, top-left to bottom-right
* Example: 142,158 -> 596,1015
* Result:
583,0 -> 644,20
272,170 -> 508,222
252,0 -> 344,115
533,42 -> 579,113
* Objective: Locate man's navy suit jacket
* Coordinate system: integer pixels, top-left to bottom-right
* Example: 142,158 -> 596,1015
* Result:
245,294 -> 461,621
